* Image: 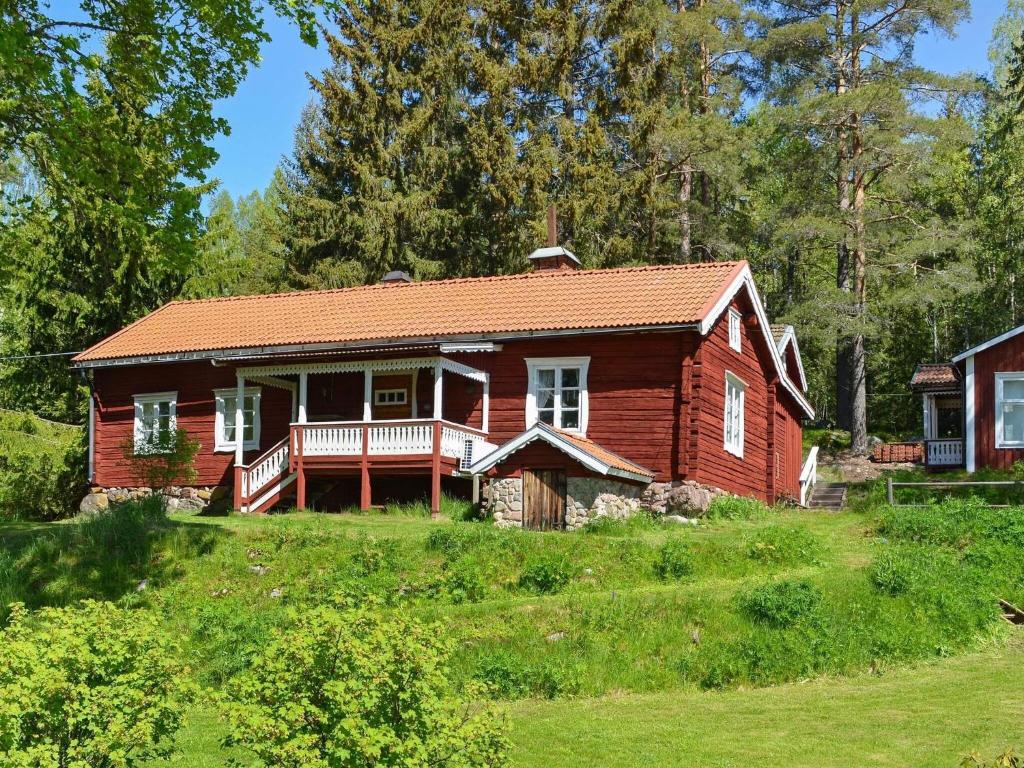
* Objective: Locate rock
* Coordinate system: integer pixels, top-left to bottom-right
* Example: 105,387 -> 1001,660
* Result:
210,485 -> 229,502
163,497 -> 180,511
79,492 -> 109,515
269,587 -> 283,599
583,567 -> 593,576
248,564 -> 270,576
545,631 -> 566,643
663,515 -> 691,525
197,489 -> 212,501
136,579 -> 148,592
691,629 -> 701,645
247,548 -> 264,560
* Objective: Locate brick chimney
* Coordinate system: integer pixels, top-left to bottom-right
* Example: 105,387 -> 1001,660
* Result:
528,205 -> 580,272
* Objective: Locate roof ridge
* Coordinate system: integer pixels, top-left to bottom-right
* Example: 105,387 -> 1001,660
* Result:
161,261 -> 745,307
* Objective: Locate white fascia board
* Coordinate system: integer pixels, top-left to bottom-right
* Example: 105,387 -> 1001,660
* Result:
776,326 -> 809,391
700,265 -> 815,419
952,324 -> 1024,363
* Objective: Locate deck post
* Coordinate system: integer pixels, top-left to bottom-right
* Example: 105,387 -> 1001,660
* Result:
360,424 -> 371,511
298,372 -> 308,423
430,419 -> 442,518
363,366 -> 373,422
482,373 -> 490,433
233,374 -> 245,510
433,361 -> 443,420
296,425 -> 306,510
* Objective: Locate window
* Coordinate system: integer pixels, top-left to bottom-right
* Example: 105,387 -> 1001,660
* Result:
133,392 -> 177,454
996,373 -> 1024,448
214,388 -> 261,452
728,309 -> 742,352
374,388 -> 408,406
525,357 -> 590,434
723,372 -> 746,458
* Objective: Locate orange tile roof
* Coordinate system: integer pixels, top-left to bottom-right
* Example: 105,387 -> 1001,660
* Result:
552,428 -> 655,478
909,363 -> 960,390
74,262 -> 746,363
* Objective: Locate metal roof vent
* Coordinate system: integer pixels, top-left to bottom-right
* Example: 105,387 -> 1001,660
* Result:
380,270 -> 413,285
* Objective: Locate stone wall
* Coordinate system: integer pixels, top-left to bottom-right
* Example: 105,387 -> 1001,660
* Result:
482,475 -> 727,530
79,485 -> 231,515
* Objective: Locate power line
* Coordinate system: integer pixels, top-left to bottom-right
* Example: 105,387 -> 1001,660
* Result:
0,350 -> 82,362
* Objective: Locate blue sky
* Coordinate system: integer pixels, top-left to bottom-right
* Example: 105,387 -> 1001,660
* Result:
207,1 -> 1009,201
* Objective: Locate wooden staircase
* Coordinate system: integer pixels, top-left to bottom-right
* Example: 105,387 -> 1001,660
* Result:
807,482 -> 847,511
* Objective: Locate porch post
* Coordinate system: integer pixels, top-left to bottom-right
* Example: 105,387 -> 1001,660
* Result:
433,361 -> 443,420
431,419 -> 442,518
233,374 -> 245,510
965,356 -> 976,473
360,425 -> 371,510
363,366 -> 373,422
296,427 -> 306,510
482,373 -> 490,433
298,372 -> 308,423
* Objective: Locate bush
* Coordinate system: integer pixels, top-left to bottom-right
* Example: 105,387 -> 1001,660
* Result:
706,495 -> 770,520
746,525 -> 821,566
653,538 -> 694,580
0,600 -> 191,766
443,556 -> 489,603
224,602 -> 509,768
518,554 -> 574,594
473,652 -> 582,699
0,410 -> 84,520
738,579 -> 822,627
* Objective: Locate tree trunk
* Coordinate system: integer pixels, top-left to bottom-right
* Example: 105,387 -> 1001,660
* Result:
847,7 -> 868,454
679,168 -> 692,263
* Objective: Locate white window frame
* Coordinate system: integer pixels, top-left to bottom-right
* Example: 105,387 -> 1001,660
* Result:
214,387 -> 262,453
723,371 -> 746,458
728,308 -> 742,353
525,356 -> 590,435
995,372 -> 1024,448
374,388 -> 408,406
133,391 -> 177,454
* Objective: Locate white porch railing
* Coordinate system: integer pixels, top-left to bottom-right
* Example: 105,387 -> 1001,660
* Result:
298,424 -> 363,456
239,436 -> 291,504
799,446 -> 818,507
925,438 -> 963,467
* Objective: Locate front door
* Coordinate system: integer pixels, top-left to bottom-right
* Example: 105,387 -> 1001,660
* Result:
522,469 -> 566,530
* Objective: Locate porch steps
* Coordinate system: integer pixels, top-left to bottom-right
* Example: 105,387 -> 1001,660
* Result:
807,483 -> 847,511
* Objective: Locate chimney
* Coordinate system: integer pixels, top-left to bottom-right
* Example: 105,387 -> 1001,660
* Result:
380,270 -> 413,285
528,205 -> 581,272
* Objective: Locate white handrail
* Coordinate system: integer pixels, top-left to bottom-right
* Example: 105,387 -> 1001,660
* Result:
925,438 -> 963,467
242,436 -> 290,500
799,446 -> 818,507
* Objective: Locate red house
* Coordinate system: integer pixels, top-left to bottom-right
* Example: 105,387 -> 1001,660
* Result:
73,251 -> 815,527
911,322 -> 1024,473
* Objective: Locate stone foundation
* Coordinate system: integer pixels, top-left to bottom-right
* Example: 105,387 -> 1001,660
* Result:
482,476 -> 727,530
79,485 -> 231,515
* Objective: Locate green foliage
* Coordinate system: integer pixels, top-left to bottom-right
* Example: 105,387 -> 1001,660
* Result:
119,427 -> 201,492
518,554 -> 574,594
706,495 -> 770,520
473,652 -> 582,700
0,600 -> 191,767
653,538 -> 694,580
745,526 -> 821,566
738,580 -> 822,628
223,601 -> 509,768
961,749 -> 1021,768
0,410 -> 83,520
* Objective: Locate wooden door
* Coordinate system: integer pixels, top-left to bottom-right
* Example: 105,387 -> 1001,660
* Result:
523,469 -> 566,531
372,374 -> 413,420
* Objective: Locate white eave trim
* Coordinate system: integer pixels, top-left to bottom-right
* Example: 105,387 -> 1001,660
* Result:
952,324 -> 1024,363
775,325 -> 808,391
700,265 -> 815,419
468,423 -> 653,484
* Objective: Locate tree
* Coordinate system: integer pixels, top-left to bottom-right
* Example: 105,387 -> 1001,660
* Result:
0,601 -> 192,767
757,0 -> 972,451
224,602 -> 509,768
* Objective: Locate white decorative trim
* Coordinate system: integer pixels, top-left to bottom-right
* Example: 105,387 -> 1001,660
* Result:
728,309 -> 742,352
774,325 -> 809,391
723,371 -> 746,458
238,355 -> 487,383
952,324 -> 1024,363
248,375 -> 297,393
965,356 -> 976,473
214,387 -> 262,453
994,371 -> 1024,449
524,356 -> 590,435
467,423 -> 652,483
439,342 -> 501,353
132,391 -> 177,453
88,392 -> 95,482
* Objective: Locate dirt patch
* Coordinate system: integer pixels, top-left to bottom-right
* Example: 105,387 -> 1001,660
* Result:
821,451 -> 918,483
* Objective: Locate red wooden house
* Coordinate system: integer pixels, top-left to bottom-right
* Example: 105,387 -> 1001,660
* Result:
911,322 -> 1024,472
73,250 -> 815,527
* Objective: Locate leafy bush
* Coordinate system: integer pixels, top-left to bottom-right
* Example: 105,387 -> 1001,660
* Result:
224,602 -> 509,767
653,538 -> 694,580
746,525 -> 821,566
518,554 -> 574,594
350,534 -> 400,576
442,556 -> 489,603
706,495 -> 770,520
738,579 -> 822,627
0,410 -> 84,520
119,426 -> 200,492
0,600 -> 191,766
473,651 -> 582,699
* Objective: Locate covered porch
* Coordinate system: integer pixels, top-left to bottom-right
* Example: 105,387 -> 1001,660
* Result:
910,363 -> 964,469
229,354 -> 499,514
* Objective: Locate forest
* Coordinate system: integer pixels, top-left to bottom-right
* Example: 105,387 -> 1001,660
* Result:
4,0 -> 1024,450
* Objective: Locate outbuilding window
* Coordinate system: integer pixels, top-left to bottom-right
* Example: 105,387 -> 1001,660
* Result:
133,392 -> 177,454
525,357 -> 590,434
724,372 -> 746,458
996,373 -> 1024,448
374,388 -> 408,406
728,309 -> 742,353
215,388 -> 261,452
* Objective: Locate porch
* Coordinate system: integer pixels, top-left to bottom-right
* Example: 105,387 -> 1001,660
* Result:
910,364 -> 964,469
229,354 -> 500,514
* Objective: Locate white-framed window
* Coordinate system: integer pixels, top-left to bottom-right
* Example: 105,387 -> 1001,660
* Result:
723,372 -> 746,458
525,357 -> 590,434
995,372 -> 1024,448
214,387 -> 261,452
133,392 -> 177,454
728,308 -> 742,352
374,388 -> 408,406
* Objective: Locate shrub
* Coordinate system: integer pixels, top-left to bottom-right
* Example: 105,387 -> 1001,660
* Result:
738,579 -> 822,627
0,600 -> 191,767
443,556 -> 489,604
518,554 -> 573,594
0,410 -> 84,520
223,602 -> 509,768
746,525 -> 821,566
473,652 -> 582,700
706,495 -> 770,520
350,534 -> 400,576
653,538 -> 694,580
119,427 -> 200,492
